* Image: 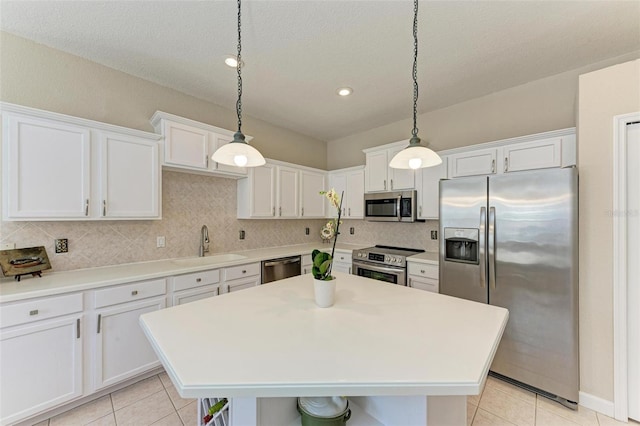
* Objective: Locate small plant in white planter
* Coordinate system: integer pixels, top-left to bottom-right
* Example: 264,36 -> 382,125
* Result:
312,189 -> 343,307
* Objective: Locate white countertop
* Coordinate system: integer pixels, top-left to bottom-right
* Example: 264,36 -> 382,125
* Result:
0,243 -> 368,303
407,251 -> 439,265
140,272 -> 508,399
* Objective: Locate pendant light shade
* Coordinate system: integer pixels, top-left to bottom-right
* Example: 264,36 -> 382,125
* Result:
389,0 -> 442,170
212,132 -> 265,167
389,137 -> 442,170
211,0 -> 265,168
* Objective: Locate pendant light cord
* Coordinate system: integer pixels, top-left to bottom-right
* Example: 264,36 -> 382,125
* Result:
412,0 -> 419,139
236,0 -> 243,134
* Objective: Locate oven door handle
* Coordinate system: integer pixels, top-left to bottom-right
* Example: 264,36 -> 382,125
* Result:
353,262 -> 404,274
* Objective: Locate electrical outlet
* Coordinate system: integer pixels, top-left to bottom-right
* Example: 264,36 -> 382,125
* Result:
1,242 -> 15,250
350,227 -> 355,235
430,230 -> 438,240
239,230 -> 245,240
55,239 -> 68,253
156,236 -> 166,248
305,227 -> 310,235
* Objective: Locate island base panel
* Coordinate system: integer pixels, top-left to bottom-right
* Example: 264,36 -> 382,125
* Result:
205,395 -> 467,426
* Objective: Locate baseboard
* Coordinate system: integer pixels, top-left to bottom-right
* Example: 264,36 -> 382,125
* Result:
579,391 -> 615,417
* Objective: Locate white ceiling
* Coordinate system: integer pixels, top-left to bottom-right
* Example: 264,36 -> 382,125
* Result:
1,1 -> 639,142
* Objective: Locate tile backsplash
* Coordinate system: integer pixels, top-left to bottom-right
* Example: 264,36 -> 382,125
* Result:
0,171 -> 439,272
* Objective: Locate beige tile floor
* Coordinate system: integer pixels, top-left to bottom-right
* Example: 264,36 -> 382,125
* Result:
32,372 -> 638,426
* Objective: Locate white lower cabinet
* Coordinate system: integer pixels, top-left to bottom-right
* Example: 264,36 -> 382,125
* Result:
332,251 -> 352,275
92,278 -> 167,390
0,295 -> 83,425
171,269 -> 221,305
223,262 -> 261,293
407,262 -> 439,293
302,254 -> 313,275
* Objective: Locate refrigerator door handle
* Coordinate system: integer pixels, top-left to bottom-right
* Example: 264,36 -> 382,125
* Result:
479,207 -> 487,288
488,206 -> 496,289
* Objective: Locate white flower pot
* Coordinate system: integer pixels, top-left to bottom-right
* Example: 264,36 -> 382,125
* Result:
313,278 -> 336,308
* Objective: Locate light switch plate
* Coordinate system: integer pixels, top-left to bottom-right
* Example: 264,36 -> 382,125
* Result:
156,236 -> 166,248
430,230 -> 438,240
1,242 -> 16,250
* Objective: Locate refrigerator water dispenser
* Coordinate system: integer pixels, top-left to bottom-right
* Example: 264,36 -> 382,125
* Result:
444,228 -> 479,264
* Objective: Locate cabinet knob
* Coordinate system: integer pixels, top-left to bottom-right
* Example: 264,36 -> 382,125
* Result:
272,207 -> 275,216
504,158 -> 509,172
421,269 -> 425,274
279,206 -> 282,216
29,309 -> 39,316
85,199 -> 89,216
348,208 -> 351,216
242,270 -> 247,274
384,180 -> 387,190
196,278 -> 202,283
301,207 -> 304,216
390,179 -> 393,190
491,159 -> 496,173
103,200 -> 107,216
131,290 -> 138,296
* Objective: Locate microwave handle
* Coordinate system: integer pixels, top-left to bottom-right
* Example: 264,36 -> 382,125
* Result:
397,195 -> 402,221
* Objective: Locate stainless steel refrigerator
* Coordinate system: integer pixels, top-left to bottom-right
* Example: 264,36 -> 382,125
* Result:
439,167 -> 578,409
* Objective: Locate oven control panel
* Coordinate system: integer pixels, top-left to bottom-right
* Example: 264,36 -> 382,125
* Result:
354,251 -> 405,266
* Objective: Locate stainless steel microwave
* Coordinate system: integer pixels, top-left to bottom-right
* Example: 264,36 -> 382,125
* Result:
364,191 -> 419,222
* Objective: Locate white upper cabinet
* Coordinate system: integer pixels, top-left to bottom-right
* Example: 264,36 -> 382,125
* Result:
328,166 -> 365,219
364,142 -> 414,193
447,129 -> 576,179
3,113 -> 91,219
300,170 -> 326,218
237,160 -> 327,219
99,132 -> 160,218
416,157 -> 448,220
163,120 -> 209,170
151,111 -> 248,177
502,137 -> 562,173
1,104 -> 162,221
449,147 -> 498,178
278,166 -> 299,218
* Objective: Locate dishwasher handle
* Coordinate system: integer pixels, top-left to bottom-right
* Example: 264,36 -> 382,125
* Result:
262,256 -> 301,267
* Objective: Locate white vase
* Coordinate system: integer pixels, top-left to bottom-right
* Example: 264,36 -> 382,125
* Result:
313,278 -> 336,308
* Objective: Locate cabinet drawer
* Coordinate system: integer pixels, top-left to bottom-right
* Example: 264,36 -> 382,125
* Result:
224,262 -> 260,281
333,252 -> 352,264
171,270 -> 220,292
407,263 -> 439,279
94,278 -> 166,308
408,276 -> 439,293
1,293 -> 83,328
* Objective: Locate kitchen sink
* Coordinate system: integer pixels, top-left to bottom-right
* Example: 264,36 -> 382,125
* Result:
171,253 -> 248,266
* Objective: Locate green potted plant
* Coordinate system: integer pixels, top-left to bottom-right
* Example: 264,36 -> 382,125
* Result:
312,189 -> 343,307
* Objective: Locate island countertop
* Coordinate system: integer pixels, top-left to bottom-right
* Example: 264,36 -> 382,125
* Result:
140,272 -> 508,399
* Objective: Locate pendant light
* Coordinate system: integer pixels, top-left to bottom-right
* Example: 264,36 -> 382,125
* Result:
212,0 -> 265,168
389,0 -> 442,170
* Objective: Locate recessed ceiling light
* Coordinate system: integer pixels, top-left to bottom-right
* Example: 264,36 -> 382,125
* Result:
224,56 -> 244,68
337,87 -> 353,97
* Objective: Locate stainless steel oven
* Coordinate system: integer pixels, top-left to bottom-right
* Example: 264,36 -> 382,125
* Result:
352,245 -> 424,286
352,260 -> 406,285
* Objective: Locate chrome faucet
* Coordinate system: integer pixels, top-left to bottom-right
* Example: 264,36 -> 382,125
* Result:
199,225 -> 210,257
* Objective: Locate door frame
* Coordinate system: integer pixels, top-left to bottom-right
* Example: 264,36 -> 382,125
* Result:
613,111 -> 640,421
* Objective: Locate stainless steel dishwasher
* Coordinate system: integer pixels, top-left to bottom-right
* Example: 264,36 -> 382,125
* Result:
261,255 -> 301,284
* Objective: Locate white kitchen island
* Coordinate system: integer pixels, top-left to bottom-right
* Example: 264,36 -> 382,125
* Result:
140,272 -> 508,426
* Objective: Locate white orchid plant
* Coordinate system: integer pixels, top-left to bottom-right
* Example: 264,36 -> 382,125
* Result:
312,189 -> 344,281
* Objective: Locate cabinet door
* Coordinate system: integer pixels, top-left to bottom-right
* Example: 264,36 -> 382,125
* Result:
0,315 -> 82,425
173,285 -> 220,306
224,276 -> 260,293
346,170 -> 365,219
449,148 -> 498,178
416,158 -> 448,219
365,151 -> 388,192
163,121 -> 209,170
278,166 -> 299,218
503,138 -> 562,173
328,173 -> 347,218
4,114 -> 91,219
387,146 -> 415,190
249,164 -> 277,217
94,297 -> 166,390
100,132 -> 160,218
408,276 -> 439,293
300,170 -> 326,218
211,133 -> 248,176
